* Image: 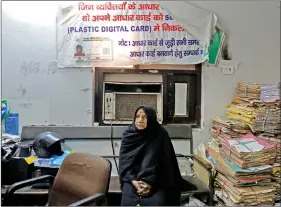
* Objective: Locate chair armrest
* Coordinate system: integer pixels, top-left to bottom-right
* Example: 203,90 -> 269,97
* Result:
176,154 -> 212,171
5,175 -> 54,196
177,154 -> 215,206
68,193 -> 106,206
4,175 -> 54,206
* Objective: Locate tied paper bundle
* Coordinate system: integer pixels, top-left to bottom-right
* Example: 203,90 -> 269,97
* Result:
260,82 -> 281,101
258,133 -> 281,162
272,164 -> 281,201
215,158 -> 273,187
252,111 -> 281,134
208,143 -> 273,187
236,82 -> 260,99
207,145 -> 276,206
253,101 -> 281,134
255,100 -> 281,114
226,98 -> 259,125
215,159 -> 273,187
226,98 -> 281,134
215,173 -> 276,206
219,133 -> 277,168
210,116 -> 251,144
252,100 -> 281,134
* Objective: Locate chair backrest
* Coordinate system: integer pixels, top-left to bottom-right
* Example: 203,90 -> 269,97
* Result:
47,152 -> 112,206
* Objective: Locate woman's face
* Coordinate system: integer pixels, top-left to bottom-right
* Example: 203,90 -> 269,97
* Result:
135,108 -> 147,130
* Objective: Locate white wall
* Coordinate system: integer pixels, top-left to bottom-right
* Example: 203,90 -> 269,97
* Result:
2,1 -> 280,150
2,2 -> 93,127
192,1 -> 280,144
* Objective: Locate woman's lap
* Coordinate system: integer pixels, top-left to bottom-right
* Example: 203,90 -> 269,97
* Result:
121,183 -> 139,206
121,183 -> 166,206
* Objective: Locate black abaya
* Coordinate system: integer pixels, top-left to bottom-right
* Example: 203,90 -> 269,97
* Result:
119,106 -> 196,206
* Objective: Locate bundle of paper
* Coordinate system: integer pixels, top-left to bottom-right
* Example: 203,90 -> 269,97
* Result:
253,99 -> 281,134
226,98 -> 281,134
226,103 -> 258,125
260,83 -> 281,101
225,98 -> 261,126
207,143 -> 273,186
258,133 -> 281,162
251,111 -> 281,134
236,82 -> 261,99
208,143 -> 277,205
210,117 -> 251,143
216,172 -> 276,206
212,116 -> 251,132
258,133 -> 281,144
272,164 -> 281,201
273,181 -> 280,201
219,133 -> 277,168
214,155 -> 273,186
255,99 -> 281,113
216,171 -> 272,187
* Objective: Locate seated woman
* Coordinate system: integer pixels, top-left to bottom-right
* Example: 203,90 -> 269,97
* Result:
119,105 -> 196,206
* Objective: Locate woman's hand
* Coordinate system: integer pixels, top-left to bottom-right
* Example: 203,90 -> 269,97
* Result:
138,181 -> 151,196
132,180 -> 143,194
131,180 -> 152,196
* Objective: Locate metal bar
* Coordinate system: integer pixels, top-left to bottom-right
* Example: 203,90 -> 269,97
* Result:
21,125 -> 193,140
61,137 -> 192,141
103,154 -> 212,172
102,154 -> 194,159
190,137 -> 194,155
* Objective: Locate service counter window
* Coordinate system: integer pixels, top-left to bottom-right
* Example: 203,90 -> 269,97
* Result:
95,65 -> 201,127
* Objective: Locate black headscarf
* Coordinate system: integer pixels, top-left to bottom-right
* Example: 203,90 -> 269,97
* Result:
119,105 -> 196,196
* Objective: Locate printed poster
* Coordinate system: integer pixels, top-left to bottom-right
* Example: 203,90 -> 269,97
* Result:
57,1 -> 216,68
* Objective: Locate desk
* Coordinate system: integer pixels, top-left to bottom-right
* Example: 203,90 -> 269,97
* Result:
2,176 -> 210,206
2,175 -> 209,196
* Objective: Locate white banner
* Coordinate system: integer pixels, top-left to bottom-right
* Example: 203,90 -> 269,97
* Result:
57,1 -> 218,68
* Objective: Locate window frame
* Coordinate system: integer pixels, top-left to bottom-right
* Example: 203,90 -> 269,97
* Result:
94,64 -> 201,128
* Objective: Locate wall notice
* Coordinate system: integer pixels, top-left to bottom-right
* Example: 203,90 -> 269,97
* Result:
57,1 -> 213,68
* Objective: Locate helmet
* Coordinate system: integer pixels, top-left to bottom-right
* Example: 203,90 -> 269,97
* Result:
32,131 -> 64,158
